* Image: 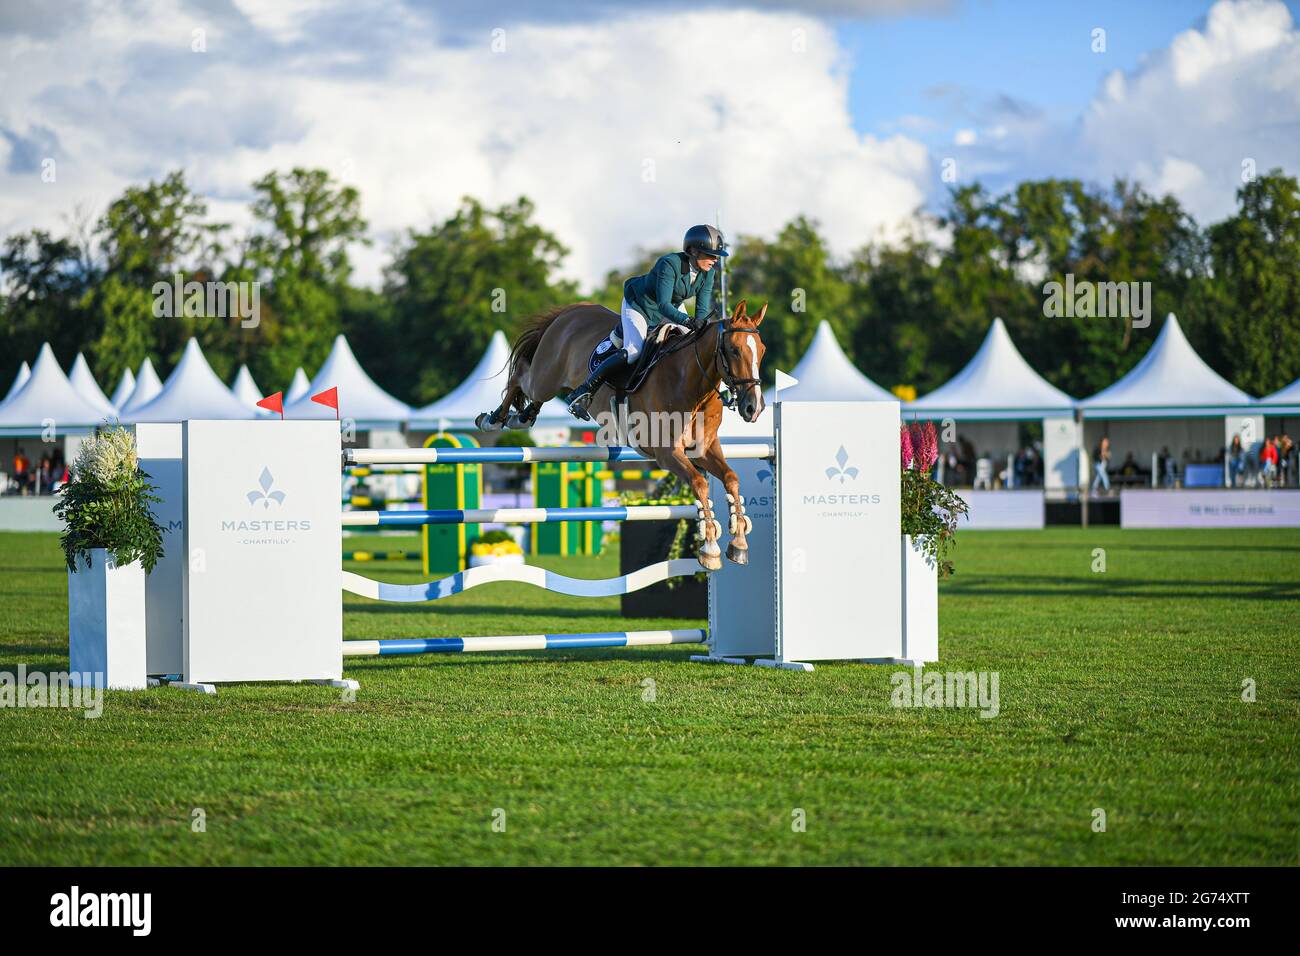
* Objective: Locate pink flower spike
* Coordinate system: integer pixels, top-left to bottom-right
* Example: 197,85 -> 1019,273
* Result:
900,424 -> 914,470
920,421 -> 939,472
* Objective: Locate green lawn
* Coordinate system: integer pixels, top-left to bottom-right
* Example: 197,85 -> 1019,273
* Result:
1,528 -> 1296,866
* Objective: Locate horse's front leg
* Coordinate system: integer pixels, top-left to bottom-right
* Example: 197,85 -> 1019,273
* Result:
657,449 -> 722,571
699,442 -> 749,565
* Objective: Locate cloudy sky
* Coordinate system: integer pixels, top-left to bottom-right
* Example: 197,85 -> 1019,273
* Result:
2,0 -> 1298,287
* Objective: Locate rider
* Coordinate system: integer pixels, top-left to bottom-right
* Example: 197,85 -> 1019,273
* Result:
566,224 -> 728,420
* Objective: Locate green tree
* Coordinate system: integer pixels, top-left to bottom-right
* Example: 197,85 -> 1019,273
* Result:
1206,171 -> 1300,396
247,168 -> 368,387
726,216 -> 850,382
383,197 -> 574,404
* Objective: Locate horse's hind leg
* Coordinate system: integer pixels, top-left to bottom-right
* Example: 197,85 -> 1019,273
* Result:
476,381 -> 524,432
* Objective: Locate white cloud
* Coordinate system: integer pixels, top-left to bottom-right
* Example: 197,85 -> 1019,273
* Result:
1079,0 -> 1299,221
0,3 -> 931,288
953,128 -> 977,145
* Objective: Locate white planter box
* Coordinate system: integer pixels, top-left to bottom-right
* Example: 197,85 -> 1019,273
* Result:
900,534 -> 939,664
68,549 -> 148,690
469,553 -> 526,568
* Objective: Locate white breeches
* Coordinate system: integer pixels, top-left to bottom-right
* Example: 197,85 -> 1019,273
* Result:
620,297 -> 649,361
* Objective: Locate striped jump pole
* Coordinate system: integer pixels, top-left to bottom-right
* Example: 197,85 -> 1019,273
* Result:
569,469 -> 669,481
343,550 -> 420,562
342,629 -> 707,657
343,504 -> 698,528
344,442 -> 775,466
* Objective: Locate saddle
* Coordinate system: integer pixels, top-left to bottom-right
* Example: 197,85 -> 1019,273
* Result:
587,322 -> 696,396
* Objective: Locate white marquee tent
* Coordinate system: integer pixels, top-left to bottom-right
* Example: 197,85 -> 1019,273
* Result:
285,367 -> 311,404
282,335 -> 410,429
126,338 -> 256,423
0,344 -> 114,435
720,320 -> 891,438
109,367 -> 136,410
906,317 -> 1078,492
117,357 -> 164,418
1078,314 -> 1257,486
68,353 -> 117,417
3,362 -> 30,403
231,364 -> 270,415
408,330 -> 570,431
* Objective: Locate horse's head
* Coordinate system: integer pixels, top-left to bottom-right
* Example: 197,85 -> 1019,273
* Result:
718,300 -> 767,424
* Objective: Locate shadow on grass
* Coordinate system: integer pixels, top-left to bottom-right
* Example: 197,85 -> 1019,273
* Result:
343,645 -> 709,670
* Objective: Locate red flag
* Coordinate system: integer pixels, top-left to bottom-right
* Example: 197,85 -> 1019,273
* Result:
312,386 -> 340,420
257,392 -> 284,419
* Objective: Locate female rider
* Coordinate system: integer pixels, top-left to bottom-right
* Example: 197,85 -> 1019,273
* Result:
566,224 -> 728,420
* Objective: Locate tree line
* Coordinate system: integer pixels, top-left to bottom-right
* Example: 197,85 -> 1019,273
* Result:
2,167 -> 1297,406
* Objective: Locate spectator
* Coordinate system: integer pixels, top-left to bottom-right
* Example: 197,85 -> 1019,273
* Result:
1228,434 -> 1245,487
1092,436 -> 1111,494
1260,436 -> 1279,487
1278,433 -> 1295,487
1120,452 -> 1139,478
12,447 -> 30,495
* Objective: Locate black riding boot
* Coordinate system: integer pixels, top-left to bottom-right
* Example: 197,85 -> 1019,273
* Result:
567,348 -> 629,421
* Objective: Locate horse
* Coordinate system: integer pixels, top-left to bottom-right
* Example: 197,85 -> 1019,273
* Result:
477,300 -> 767,570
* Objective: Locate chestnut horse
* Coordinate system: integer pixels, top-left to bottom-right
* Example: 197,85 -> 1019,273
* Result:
478,301 -> 767,570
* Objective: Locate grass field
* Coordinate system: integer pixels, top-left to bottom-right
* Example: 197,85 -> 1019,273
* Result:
1,527 -> 1296,866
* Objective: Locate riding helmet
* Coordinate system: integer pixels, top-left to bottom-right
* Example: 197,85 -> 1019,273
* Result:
683,224 -> 729,258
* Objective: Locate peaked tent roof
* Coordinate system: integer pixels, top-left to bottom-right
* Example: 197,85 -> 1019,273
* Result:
285,367 -> 311,404
763,320 -> 896,405
69,353 -> 116,416
231,364 -> 271,415
126,338 -> 256,422
0,344 -> 114,434
408,330 -> 571,429
4,362 -> 30,402
283,335 -> 410,428
1079,313 -> 1254,418
118,358 -> 164,416
910,317 -> 1076,420
1256,375 -> 1300,415
109,367 -> 136,410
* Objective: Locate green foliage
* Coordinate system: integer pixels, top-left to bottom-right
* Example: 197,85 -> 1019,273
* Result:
900,469 -> 969,577
383,197 -> 576,404
475,530 -> 515,544
3,167 -> 1300,404
54,428 -> 165,573
622,475 -> 703,587
1206,171 -> 1300,396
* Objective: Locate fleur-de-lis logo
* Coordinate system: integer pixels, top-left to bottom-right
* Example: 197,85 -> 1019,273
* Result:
247,467 -> 286,508
825,446 -> 859,484
756,467 -> 773,484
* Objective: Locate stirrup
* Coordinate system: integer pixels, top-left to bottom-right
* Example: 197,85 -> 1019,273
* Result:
567,389 -> 596,421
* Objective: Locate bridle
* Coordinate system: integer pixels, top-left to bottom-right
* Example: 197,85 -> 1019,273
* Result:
694,319 -> 762,410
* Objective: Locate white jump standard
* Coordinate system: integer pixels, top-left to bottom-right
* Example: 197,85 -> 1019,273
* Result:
136,400 -> 930,692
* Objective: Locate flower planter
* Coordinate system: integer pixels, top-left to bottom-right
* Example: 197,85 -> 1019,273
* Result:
469,552 -> 526,568
900,534 -> 939,664
67,549 -> 148,690
620,520 -> 707,618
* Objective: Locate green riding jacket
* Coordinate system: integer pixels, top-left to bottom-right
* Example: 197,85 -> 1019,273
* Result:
623,252 -> 717,328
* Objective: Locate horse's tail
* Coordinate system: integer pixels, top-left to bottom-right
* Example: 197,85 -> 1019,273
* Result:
508,304 -> 581,379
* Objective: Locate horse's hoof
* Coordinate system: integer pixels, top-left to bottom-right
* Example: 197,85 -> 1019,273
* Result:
726,543 -> 749,565
698,552 -> 723,572
505,414 -> 531,429
475,412 -> 503,432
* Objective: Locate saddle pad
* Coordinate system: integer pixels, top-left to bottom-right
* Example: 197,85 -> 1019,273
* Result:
587,322 -> 689,374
